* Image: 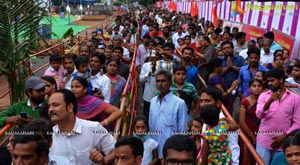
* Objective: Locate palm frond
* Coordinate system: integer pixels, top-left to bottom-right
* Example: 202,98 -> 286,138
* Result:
61,28 -> 73,39
0,0 -> 48,103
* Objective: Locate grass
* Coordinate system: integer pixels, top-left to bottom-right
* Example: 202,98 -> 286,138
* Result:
41,15 -> 90,39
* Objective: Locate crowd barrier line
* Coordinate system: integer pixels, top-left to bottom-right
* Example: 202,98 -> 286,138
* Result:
114,22 -> 140,140
0,15 -> 116,144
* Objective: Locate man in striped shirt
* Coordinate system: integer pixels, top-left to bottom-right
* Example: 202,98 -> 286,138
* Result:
170,65 -> 200,117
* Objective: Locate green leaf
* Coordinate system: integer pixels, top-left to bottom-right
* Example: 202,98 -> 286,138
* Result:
0,0 -> 48,103
61,27 -> 74,39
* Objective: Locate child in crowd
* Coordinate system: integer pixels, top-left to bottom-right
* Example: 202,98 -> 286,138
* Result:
74,56 -> 93,95
74,57 -> 89,78
170,65 -> 199,118
285,62 -> 300,93
216,50 -> 224,59
281,129 -> 300,165
290,58 -> 300,66
239,78 -> 264,165
282,49 -> 290,66
43,54 -> 64,89
244,70 -> 267,97
200,104 -> 239,165
190,116 -> 203,164
133,116 -> 159,165
270,129 -> 300,165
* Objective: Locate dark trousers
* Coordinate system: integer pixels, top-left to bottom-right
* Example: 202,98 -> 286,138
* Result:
143,100 -> 151,121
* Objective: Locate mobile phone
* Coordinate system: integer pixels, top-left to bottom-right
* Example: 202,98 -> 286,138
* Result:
20,112 -> 27,119
151,50 -> 156,55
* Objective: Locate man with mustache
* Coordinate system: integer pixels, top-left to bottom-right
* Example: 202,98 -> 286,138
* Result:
0,76 -> 47,127
181,47 -> 198,87
48,89 -> 115,164
238,47 -> 268,97
222,40 -> 247,123
149,70 -> 188,164
256,68 -> 300,164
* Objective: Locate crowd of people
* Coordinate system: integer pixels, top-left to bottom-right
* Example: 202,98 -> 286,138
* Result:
0,5 -> 300,165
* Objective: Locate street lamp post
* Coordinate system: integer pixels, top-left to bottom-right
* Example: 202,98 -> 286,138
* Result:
79,0 -> 83,18
49,0 -> 52,28
66,0 -> 71,25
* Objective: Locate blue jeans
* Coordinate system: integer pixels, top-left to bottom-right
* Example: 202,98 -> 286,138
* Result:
256,142 -> 283,165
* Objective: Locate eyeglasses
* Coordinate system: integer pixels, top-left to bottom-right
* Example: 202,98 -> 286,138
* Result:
45,84 -> 51,87
165,159 -> 196,165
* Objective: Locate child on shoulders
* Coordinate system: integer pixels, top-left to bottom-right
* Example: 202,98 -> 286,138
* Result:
43,54 -> 64,89
74,56 -> 93,95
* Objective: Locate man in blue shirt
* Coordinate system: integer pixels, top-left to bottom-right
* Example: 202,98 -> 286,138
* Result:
221,40 -> 247,122
222,40 -> 247,89
181,47 -> 198,87
238,47 -> 269,96
149,70 -> 188,162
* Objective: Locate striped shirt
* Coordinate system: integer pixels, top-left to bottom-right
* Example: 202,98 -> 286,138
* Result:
170,80 -> 199,110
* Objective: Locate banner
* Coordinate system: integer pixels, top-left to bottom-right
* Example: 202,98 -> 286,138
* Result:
242,24 -> 266,41
222,20 -> 243,30
272,28 -> 295,59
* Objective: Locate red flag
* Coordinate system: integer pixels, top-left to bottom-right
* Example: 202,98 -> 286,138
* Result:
212,5 -> 218,27
190,1 -> 194,15
168,0 -> 172,10
191,1 -> 198,17
172,1 -> 177,11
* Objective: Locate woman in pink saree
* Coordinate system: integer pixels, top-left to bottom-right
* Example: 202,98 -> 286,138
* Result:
71,77 -> 122,130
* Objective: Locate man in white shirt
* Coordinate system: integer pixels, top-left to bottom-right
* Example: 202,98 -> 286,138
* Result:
260,39 -> 274,65
172,25 -> 187,48
139,51 -> 159,120
89,52 -> 111,103
234,32 -> 247,55
115,18 -> 124,33
141,18 -> 151,38
239,40 -> 257,61
48,89 -> 115,164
